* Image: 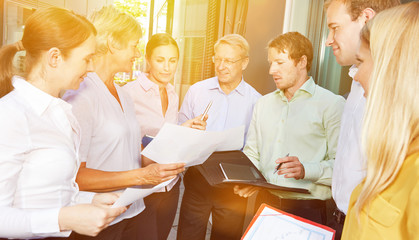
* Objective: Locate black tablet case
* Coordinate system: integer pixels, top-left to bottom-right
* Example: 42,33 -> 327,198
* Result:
195,150 -> 309,194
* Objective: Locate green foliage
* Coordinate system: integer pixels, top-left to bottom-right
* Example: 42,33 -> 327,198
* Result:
114,0 -> 148,18
113,0 -> 149,85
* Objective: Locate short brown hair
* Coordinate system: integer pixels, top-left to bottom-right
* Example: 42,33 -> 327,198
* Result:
268,32 -> 313,72
324,0 -> 401,21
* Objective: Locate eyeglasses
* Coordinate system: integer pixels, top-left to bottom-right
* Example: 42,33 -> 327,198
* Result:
212,56 -> 247,67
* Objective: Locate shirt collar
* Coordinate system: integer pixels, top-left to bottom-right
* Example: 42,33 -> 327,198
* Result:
209,76 -> 246,96
86,72 -> 110,92
12,76 -> 59,116
349,65 -> 358,78
137,71 -> 175,93
275,76 -> 316,100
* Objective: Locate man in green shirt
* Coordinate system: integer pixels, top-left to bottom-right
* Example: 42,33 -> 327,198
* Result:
234,32 -> 345,225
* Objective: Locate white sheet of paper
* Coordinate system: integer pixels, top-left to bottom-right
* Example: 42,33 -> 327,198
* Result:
141,123 -> 244,167
243,206 -> 334,240
112,178 -> 174,208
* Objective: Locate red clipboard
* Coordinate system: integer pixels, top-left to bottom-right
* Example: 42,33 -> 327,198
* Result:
242,203 -> 335,240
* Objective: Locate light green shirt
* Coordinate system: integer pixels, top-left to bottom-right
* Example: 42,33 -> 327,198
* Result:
244,77 -> 345,200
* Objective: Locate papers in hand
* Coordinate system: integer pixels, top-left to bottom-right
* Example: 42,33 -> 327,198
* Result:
141,123 -> 244,167
243,204 -> 335,240
112,178 -> 174,208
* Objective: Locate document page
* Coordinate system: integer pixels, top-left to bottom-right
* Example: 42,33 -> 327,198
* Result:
112,178 -> 174,208
243,204 -> 335,240
141,123 -> 244,167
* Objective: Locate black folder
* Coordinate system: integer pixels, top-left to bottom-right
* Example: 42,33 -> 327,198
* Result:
195,150 -> 310,194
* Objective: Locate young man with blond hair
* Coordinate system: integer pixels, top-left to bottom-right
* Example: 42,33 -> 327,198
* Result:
324,0 -> 400,238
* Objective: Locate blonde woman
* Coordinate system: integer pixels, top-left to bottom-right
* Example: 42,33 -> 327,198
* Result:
342,2 -> 419,239
0,7 -> 126,239
63,6 -> 185,240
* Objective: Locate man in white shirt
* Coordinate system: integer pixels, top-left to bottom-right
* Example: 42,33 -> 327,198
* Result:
324,0 -> 400,238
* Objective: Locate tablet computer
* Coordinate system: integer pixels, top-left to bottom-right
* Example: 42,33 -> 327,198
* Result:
219,162 -> 262,182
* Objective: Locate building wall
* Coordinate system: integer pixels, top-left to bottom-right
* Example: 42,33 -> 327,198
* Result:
0,0 -> 3,45
243,0 -> 286,95
1,0 -> 113,46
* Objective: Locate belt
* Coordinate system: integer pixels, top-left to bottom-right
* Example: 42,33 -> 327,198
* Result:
278,198 -> 327,210
333,208 -> 346,224
265,190 -> 326,209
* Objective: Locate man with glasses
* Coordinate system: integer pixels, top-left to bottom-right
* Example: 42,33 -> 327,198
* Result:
177,34 -> 261,240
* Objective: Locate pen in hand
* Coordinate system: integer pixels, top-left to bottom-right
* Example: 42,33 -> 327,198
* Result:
200,100 -> 213,121
273,153 -> 289,174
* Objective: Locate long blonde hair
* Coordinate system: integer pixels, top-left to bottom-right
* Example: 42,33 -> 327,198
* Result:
355,2 -> 419,215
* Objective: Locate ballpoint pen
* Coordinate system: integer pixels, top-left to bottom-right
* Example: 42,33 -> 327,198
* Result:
273,153 -> 289,174
201,100 -> 213,121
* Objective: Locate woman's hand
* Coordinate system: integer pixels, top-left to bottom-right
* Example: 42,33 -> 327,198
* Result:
141,155 -> 155,167
136,162 -> 186,185
58,204 -> 126,236
181,114 -> 208,131
92,192 -> 122,208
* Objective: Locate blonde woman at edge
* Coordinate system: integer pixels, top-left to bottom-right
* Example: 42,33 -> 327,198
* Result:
342,2 -> 419,239
63,6 -> 185,240
0,7 -> 126,239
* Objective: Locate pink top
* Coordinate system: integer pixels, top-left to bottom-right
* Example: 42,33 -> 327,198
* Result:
123,71 -> 179,138
122,72 -> 180,191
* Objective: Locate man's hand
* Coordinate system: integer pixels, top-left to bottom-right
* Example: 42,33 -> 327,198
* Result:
275,155 -> 305,180
233,185 -> 259,198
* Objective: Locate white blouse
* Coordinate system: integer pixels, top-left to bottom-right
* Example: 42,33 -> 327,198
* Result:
63,72 -> 145,224
0,77 -> 80,239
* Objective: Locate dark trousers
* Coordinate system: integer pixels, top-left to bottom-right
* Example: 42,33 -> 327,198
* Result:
327,204 -> 345,240
255,189 -> 328,225
177,167 -> 247,240
74,212 -> 142,240
135,179 -> 180,240
42,235 -> 75,240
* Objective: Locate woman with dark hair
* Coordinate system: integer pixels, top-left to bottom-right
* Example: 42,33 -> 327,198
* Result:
0,7 -> 126,239
122,33 -> 206,240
